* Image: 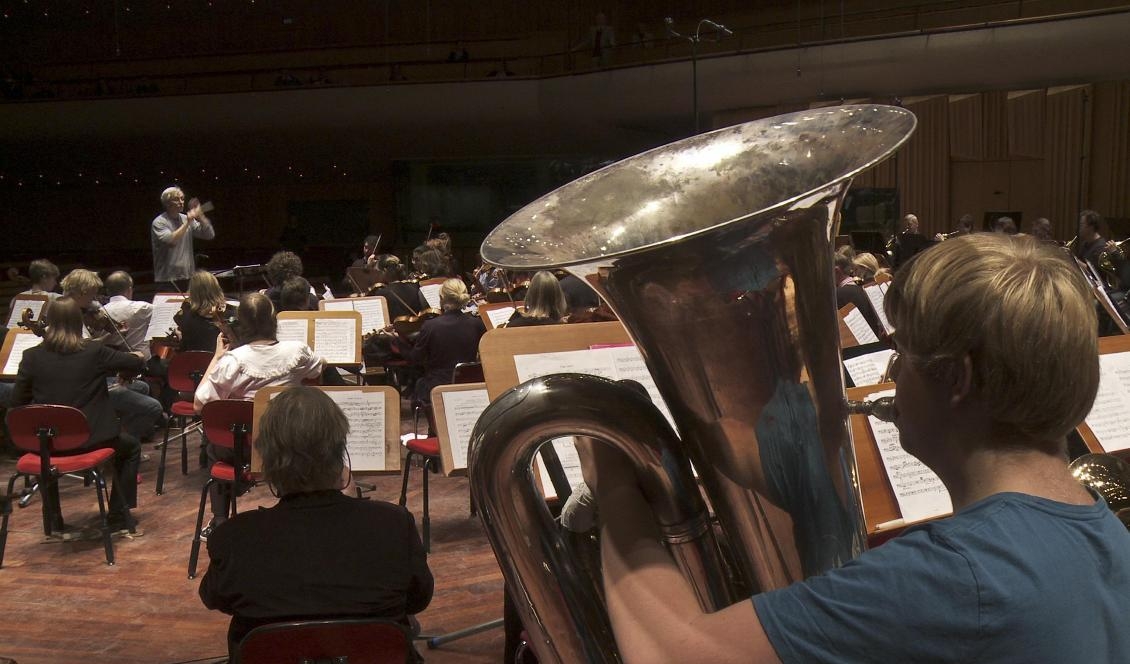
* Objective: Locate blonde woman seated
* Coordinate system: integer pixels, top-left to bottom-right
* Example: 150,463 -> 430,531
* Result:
410,278 -> 486,404
175,270 -> 236,353
505,270 -> 568,328
193,292 -> 325,536
851,252 -> 890,284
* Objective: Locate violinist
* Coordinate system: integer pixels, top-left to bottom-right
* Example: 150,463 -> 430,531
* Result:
505,271 -> 567,327
102,271 -> 154,363
176,270 -> 236,353
351,234 -> 381,269
193,292 -> 326,538
410,279 -> 485,405
370,255 -> 430,320
61,269 -> 164,444
263,251 -> 306,311
12,297 -> 145,536
7,258 -> 60,317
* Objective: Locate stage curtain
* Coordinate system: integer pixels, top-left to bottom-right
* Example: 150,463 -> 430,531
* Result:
1089,81 -> 1130,220
897,95 -> 949,237
1044,85 -> 1091,238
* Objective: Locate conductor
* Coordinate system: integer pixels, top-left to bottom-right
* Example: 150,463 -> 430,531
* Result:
151,186 -> 214,289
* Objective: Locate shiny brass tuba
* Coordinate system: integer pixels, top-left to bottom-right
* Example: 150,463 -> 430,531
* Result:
470,105 -> 917,663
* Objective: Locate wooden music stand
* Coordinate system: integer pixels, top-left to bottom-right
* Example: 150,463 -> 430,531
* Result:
1074,334 -> 1130,456
431,382 -> 490,476
319,296 -> 390,336
5,293 -> 49,329
250,385 -> 401,474
0,328 -> 43,378
276,310 -> 363,366
837,303 -> 860,349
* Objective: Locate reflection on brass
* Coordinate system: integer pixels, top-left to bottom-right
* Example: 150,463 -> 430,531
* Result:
470,105 -> 917,664
1071,453 -> 1130,528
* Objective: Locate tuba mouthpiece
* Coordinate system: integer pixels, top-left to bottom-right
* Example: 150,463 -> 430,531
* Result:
847,396 -> 897,422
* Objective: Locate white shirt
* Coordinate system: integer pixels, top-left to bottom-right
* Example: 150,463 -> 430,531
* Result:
103,295 -> 154,361
194,340 -> 324,410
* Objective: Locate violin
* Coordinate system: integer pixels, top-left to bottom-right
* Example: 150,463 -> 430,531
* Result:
212,310 -> 241,347
391,308 -> 441,341
150,327 -> 180,361
83,307 -> 129,345
18,307 -> 47,337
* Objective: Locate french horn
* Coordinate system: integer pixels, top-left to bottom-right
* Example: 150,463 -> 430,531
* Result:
470,105 -> 917,663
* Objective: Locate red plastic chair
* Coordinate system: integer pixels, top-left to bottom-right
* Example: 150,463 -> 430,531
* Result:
188,399 -> 256,579
157,350 -> 214,495
1,405 -> 121,567
235,618 -> 412,664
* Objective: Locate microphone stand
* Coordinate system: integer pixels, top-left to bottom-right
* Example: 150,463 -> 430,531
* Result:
665,17 -> 734,135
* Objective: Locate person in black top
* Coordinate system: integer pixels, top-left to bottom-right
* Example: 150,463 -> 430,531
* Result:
833,252 -> 886,342
199,386 -> 433,659
176,270 -> 235,353
11,297 -> 144,534
890,213 -> 930,269
1074,209 -> 1108,272
410,279 -> 485,404
370,255 -> 430,320
263,251 -> 305,311
507,270 -> 568,327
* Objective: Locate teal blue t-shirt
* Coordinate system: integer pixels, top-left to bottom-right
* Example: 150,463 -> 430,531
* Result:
753,492 -> 1130,663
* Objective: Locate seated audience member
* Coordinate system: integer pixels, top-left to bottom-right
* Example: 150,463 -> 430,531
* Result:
199,386 -> 433,659
371,255 -> 430,319
410,279 -> 485,404
263,251 -> 305,310
176,270 -> 235,352
580,233 -> 1130,663
833,253 -> 886,341
506,271 -> 568,327
61,269 -> 163,444
194,293 -> 325,536
11,297 -> 144,535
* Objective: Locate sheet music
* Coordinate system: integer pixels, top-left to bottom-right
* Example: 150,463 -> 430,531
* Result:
514,348 -> 617,383
2,333 -> 43,375
844,349 -> 896,387
6,298 -> 46,329
1084,352 -> 1130,452
144,298 -> 184,339
843,307 -> 879,344
485,306 -> 516,329
326,390 -> 387,471
152,293 -> 183,307
313,318 -> 357,364
420,283 -> 442,310
275,318 -> 308,345
440,388 -> 491,471
866,388 -> 952,523
599,345 -> 677,431
863,283 -> 894,334
324,299 -> 387,334
536,438 -> 584,501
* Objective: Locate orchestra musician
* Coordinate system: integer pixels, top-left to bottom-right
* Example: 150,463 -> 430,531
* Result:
263,251 -> 306,311
193,292 -> 326,538
578,233 -> 1130,663
176,270 -> 236,353
7,259 -> 60,321
889,213 -> 929,269
60,269 -> 164,445
369,255 -> 430,320
12,297 -> 145,537
833,251 -> 886,342
505,271 -> 568,327
151,186 -> 214,289
410,279 -> 485,406
198,387 -> 433,661
1030,217 -> 1056,244
933,213 -> 975,242
1074,209 -> 1109,273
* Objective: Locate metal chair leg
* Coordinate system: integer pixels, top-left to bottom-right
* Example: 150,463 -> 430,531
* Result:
179,415 -> 190,476
156,418 -> 172,495
0,473 -> 19,569
398,451 -> 414,507
421,457 -> 431,554
91,468 -> 115,566
187,478 -> 213,579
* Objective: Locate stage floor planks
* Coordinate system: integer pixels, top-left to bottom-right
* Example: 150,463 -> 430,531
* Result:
0,407 -> 505,664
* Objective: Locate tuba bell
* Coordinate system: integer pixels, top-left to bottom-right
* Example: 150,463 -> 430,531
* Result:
470,105 -> 917,663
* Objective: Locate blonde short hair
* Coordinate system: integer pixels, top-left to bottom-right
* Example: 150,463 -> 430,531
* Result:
885,233 -> 1098,444
438,278 -> 469,311
60,268 -> 103,298
161,186 -> 184,205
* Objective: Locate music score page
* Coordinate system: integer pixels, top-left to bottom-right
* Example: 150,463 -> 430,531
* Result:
843,307 -> 879,344
866,388 -> 952,523
440,388 -> 492,472
1084,352 -> 1130,452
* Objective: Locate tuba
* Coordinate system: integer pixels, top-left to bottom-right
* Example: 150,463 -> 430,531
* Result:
470,105 -> 917,663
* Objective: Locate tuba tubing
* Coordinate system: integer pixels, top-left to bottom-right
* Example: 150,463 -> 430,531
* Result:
472,105 -> 917,663
470,374 -> 736,664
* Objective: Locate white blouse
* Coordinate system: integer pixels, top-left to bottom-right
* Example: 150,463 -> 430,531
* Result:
194,340 -> 324,408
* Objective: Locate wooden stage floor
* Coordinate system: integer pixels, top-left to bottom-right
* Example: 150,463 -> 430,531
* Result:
0,415 -> 506,664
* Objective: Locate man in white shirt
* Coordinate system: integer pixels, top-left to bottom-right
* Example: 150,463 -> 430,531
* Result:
151,186 -> 215,288
102,271 -> 154,362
